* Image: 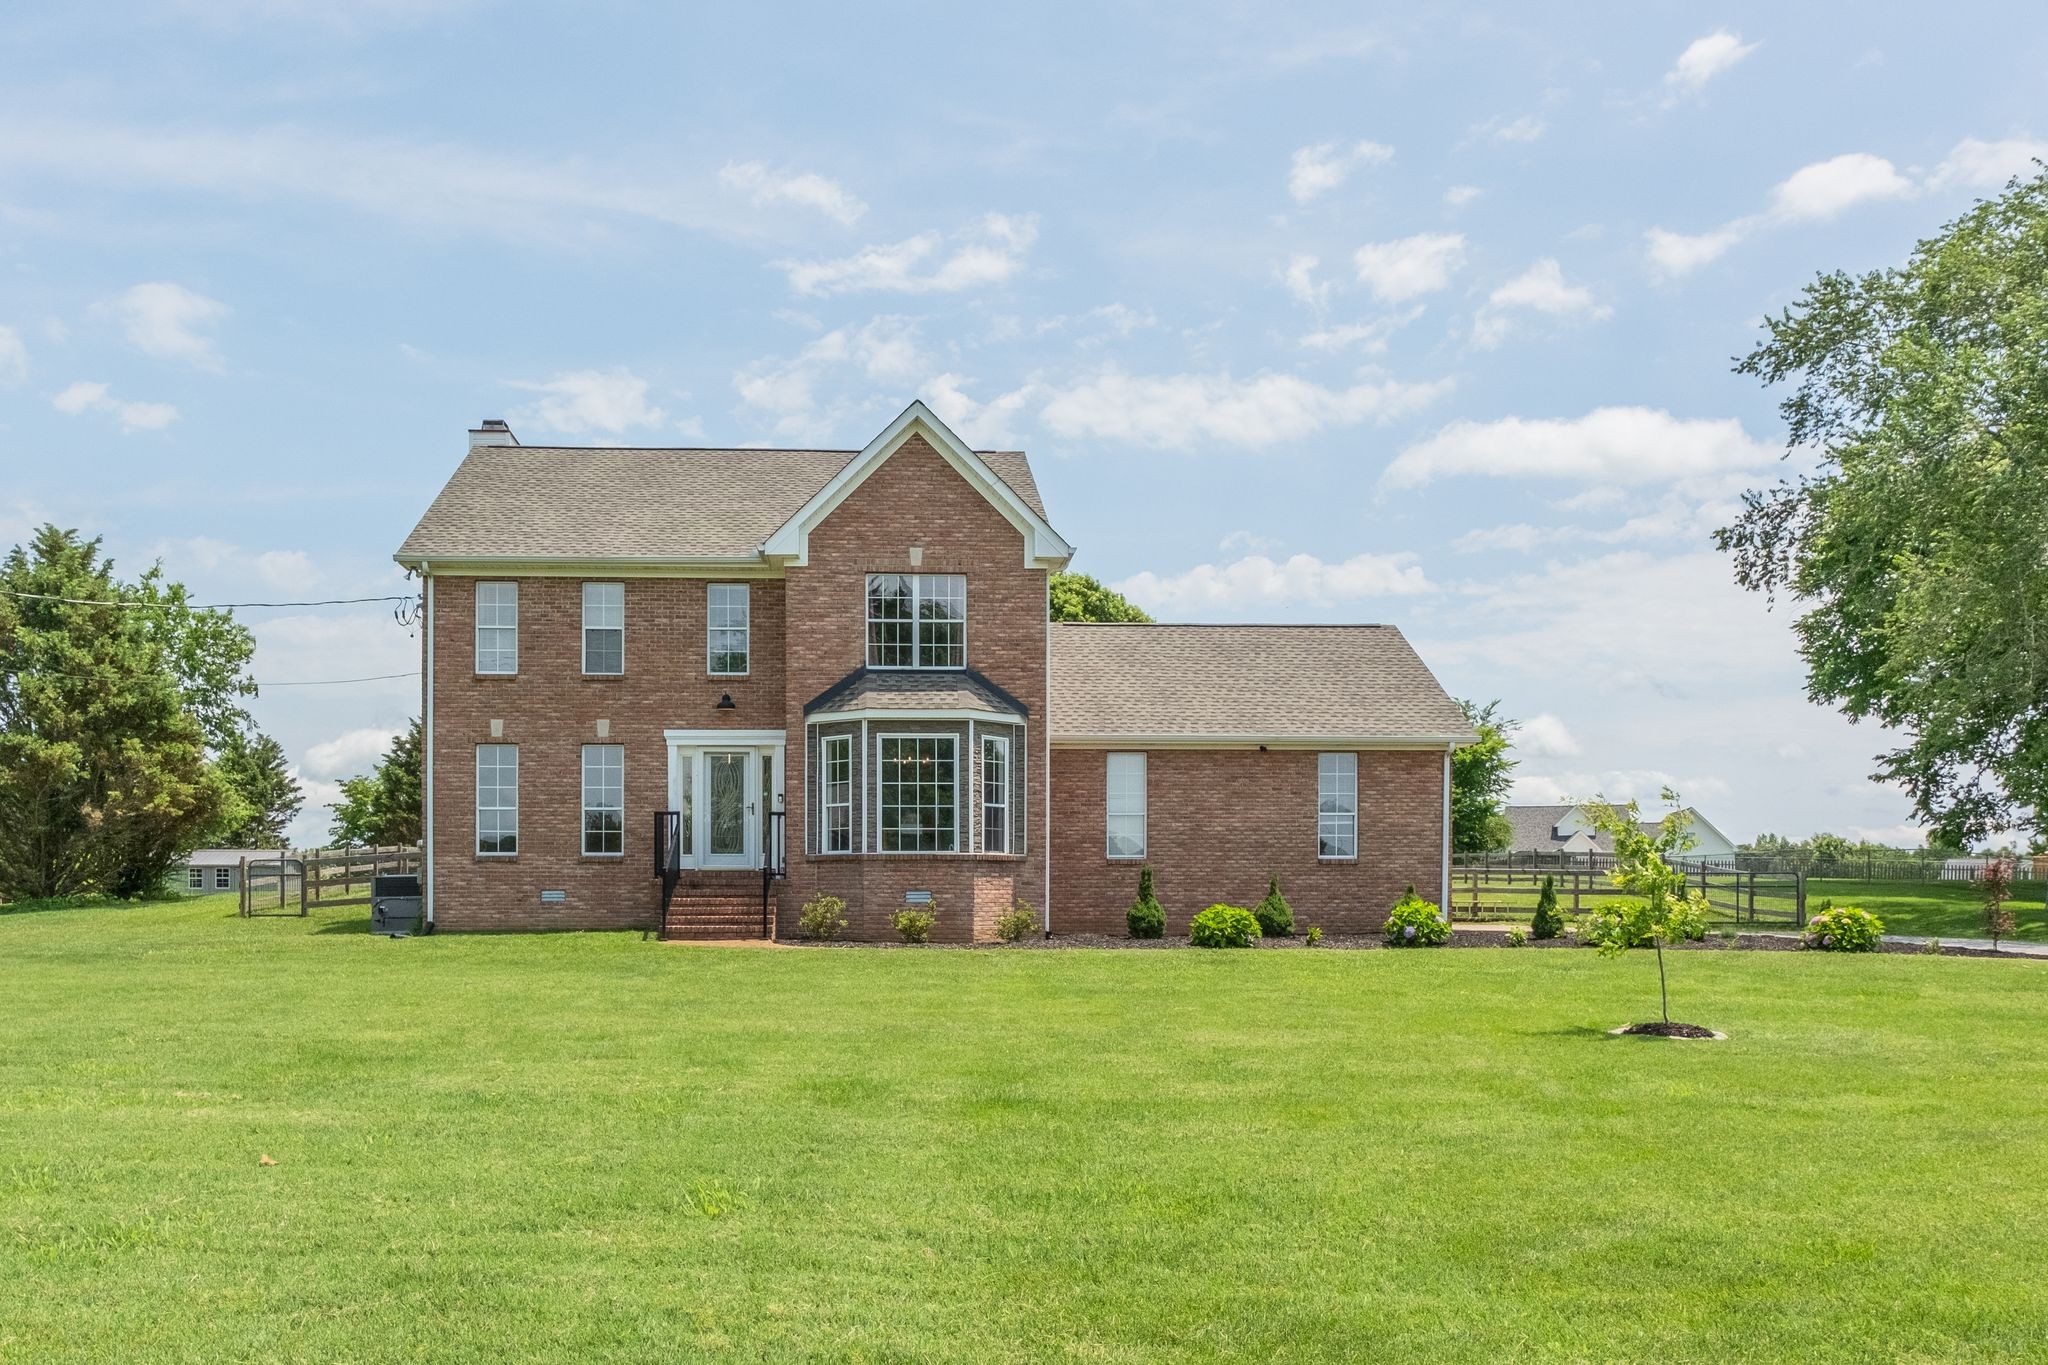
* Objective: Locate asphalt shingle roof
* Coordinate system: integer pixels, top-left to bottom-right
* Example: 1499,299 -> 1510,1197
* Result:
396,444 -> 1048,561
804,667 -> 1028,719
1049,623 -> 1476,742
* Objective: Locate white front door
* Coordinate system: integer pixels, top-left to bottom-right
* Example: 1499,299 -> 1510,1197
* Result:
665,733 -> 785,872
702,750 -> 752,868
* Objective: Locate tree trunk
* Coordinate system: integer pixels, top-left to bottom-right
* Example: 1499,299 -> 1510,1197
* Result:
1655,939 -> 1669,1023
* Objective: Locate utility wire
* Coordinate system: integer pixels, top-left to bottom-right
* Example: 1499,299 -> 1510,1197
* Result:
1,666 -> 419,688
0,588 -> 415,611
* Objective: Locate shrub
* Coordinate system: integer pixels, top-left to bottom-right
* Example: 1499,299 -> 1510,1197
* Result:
1189,904 -> 1261,948
1251,875 -> 1295,937
892,904 -> 937,944
1505,925 -> 1528,947
798,894 -> 848,941
1384,885 -> 1449,947
1803,903 -> 1884,952
993,900 -> 1037,943
1530,875 -> 1564,940
1305,925 -> 1324,947
1127,864 -> 1165,939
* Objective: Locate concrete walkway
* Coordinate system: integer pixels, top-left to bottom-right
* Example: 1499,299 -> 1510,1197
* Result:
1751,930 -> 2048,957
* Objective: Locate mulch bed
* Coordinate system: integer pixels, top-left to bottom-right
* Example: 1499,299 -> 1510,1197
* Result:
779,930 -> 2037,957
1613,1021 -> 1724,1039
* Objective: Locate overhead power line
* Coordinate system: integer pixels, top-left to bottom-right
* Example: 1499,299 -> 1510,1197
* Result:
1,666 -> 420,688
0,588 -> 415,611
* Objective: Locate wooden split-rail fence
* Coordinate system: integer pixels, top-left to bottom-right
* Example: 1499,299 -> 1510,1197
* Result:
1447,862 -> 1805,927
239,846 -> 421,917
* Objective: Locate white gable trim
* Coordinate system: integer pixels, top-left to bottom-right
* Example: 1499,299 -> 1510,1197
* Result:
760,400 -> 1075,568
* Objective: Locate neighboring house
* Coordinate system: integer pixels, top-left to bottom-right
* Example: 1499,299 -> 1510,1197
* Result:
394,401 -> 1475,940
167,849 -> 280,895
1499,804 -> 1739,861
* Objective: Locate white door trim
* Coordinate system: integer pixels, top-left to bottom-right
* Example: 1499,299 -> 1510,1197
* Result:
665,731 -> 786,871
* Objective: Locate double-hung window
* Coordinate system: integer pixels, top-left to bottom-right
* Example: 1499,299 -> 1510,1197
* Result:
1318,752 -> 1358,859
475,581 -> 518,674
1106,752 -> 1146,859
215,866 -> 232,890
879,735 -> 957,852
707,584 -> 749,676
582,745 -> 624,855
820,734 -> 853,853
477,744 -> 519,855
582,583 -> 624,675
866,573 -> 966,668
187,867 -> 204,890
981,735 -> 1010,854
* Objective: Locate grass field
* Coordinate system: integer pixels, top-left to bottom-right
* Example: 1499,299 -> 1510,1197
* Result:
5,896 -> 2048,1361
1808,877 -> 2048,941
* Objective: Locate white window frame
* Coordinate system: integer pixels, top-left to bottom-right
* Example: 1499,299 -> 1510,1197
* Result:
582,582 -> 624,676
581,744 -> 624,856
475,581 -> 518,675
981,734 -> 1009,854
477,744 -> 519,856
706,583 -> 750,677
865,573 -> 967,670
877,733 -> 959,853
1319,752 -> 1358,860
215,867 -> 232,890
187,867 -> 204,890
1106,752 -> 1147,860
819,733 -> 853,854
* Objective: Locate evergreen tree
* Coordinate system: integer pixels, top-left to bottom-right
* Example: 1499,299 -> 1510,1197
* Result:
214,730 -> 303,847
1127,863 -> 1165,938
1252,874 -> 1295,937
1530,874 -> 1564,939
327,720 -> 422,846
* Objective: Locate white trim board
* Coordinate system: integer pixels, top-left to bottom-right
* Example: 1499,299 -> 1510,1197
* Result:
761,400 -> 1074,569
1051,734 -> 1475,750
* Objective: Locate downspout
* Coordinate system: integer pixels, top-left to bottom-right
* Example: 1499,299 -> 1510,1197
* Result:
1440,743 -> 1452,923
1042,576 -> 1052,938
423,568 -> 436,930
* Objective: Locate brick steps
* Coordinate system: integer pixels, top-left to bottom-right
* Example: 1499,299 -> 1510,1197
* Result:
663,888 -> 770,940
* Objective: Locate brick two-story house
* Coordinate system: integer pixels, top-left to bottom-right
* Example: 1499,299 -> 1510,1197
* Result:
395,401 -> 1474,940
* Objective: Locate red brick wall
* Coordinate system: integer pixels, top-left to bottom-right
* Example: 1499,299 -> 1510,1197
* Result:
779,434 -> 1048,943
1048,747 -> 1446,936
425,574 -> 786,931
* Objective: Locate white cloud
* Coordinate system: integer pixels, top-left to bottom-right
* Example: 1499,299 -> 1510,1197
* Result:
1443,184 -> 1482,208
1452,522 -> 1554,553
509,368 -> 666,438
1662,31 -> 1759,100
1926,137 -> 2048,191
1517,713 -> 1581,758
50,379 -> 178,432
1287,139 -> 1394,203
717,160 -> 867,226
775,213 -> 1037,296
108,282 -> 228,369
0,324 -> 25,385
1644,223 -> 1749,277
1353,232 -> 1465,303
0,118 -> 751,247
1115,550 -> 1433,615
1279,253 -> 1332,309
1299,313 -> 1414,353
254,549 -> 318,593
1039,368 -> 1452,449
1218,529 -> 1281,555
1473,258 -> 1611,347
1384,407 -> 1776,488
301,726 -> 401,781
734,315 -> 927,440
1768,152 -> 1912,221
1512,769 -> 1730,807
1472,114 -> 1545,144
923,373 -> 1037,448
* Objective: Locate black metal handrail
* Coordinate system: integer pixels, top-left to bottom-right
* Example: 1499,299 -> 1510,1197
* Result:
654,809 -> 682,940
761,808 -> 787,937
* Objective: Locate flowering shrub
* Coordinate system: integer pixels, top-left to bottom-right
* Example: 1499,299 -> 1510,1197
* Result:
798,894 -> 848,940
1803,903 -> 1884,952
1189,904 -> 1261,948
1383,887 -> 1448,947
994,901 -> 1037,943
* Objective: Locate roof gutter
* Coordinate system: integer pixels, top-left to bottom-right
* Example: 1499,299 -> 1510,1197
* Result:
1049,732 -> 1481,750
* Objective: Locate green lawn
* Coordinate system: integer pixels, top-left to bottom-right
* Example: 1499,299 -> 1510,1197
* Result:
5,897 -> 2048,1361
1808,877 -> 2048,941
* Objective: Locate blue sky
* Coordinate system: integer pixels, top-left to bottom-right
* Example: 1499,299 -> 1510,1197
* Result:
3,1 -> 2043,846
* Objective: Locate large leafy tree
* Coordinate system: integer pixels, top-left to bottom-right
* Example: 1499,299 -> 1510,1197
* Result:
1049,572 -> 1152,623
213,729 -> 303,847
1718,168 -> 2048,845
328,719 -> 422,847
0,526 -> 254,899
1450,699 -> 1516,853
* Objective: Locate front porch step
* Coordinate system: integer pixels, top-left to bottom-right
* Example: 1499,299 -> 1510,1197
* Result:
663,889 -> 771,939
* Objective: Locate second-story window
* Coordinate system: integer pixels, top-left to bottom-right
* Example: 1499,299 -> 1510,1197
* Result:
582,582 -> 624,675
475,581 -> 517,675
866,573 -> 966,669
707,583 -> 749,676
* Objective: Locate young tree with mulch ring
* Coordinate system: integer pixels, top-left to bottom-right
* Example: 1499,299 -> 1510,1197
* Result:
1577,793 -> 1715,1037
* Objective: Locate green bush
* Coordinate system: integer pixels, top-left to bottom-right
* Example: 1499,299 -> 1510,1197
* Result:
1384,885 -> 1449,947
1505,925 -> 1528,947
1189,904 -> 1261,948
1251,875 -> 1295,937
798,894 -> 848,941
1530,875 -> 1564,939
1305,925 -> 1324,947
1127,864 -> 1165,939
892,904 -> 937,944
1803,903 -> 1884,952
993,901 -> 1037,943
